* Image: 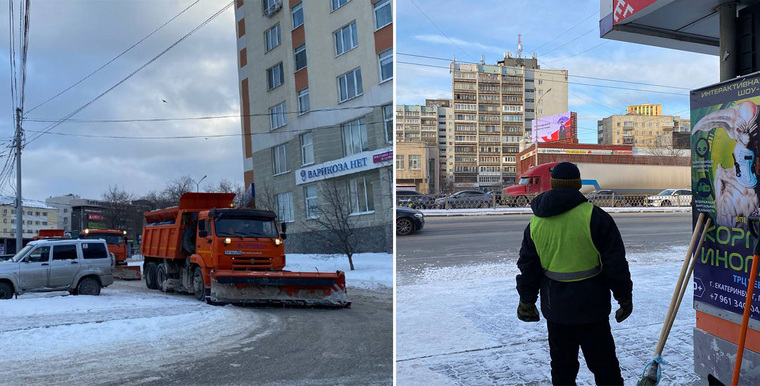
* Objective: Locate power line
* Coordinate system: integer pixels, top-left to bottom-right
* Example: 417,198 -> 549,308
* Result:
408,0 -> 477,62
24,0 -> 234,147
545,42 -> 609,64
532,10 -> 598,52
24,103 -> 392,123
539,26 -> 598,57
25,0 -> 202,115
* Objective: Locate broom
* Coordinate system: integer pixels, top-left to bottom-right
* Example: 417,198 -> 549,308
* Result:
731,216 -> 760,386
637,212 -> 709,386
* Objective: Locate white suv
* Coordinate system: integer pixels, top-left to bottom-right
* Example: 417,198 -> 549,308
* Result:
0,239 -> 114,299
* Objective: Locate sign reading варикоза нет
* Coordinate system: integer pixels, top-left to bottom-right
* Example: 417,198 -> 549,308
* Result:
691,71 -> 760,319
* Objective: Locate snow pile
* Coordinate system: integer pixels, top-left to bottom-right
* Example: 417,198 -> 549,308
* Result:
397,247 -> 702,385
285,253 -> 393,290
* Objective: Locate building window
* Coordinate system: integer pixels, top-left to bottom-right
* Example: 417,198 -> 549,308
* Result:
298,88 -> 310,115
300,131 -> 314,165
265,24 -> 281,52
409,155 -> 422,170
374,0 -> 391,30
304,185 -> 318,219
348,177 -> 374,214
378,48 -> 392,82
269,102 -> 287,130
331,0 -> 350,11
272,144 -> 289,175
337,68 -> 362,103
291,2 -> 303,29
383,104 -> 393,143
294,44 -> 307,71
334,22 -> 358,56
267,62 -> 284,90
276,192 -> 294,223
396,155 -> 405,170
342,118 -> 368,156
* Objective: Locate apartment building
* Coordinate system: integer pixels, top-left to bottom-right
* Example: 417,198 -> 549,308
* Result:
627,103 -> 662,116
597,107 -> 688,148
449,57 -> 567,189
45,194 -> 107,235
0,196 -> 58,254
235,0 -> 393,253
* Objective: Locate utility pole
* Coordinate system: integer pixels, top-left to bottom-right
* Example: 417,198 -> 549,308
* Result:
14,108 -> 23,252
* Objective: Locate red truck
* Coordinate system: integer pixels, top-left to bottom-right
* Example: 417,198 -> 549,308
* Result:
502,161 -> 691,206
80,228 -> 141,280
140,192 -> 349,307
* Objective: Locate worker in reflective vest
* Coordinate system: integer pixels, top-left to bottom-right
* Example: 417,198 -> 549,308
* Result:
516,161 -> 633,386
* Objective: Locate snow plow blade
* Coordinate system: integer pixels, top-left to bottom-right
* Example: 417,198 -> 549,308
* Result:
210,270 -> 350,308
113,265 -> 142,280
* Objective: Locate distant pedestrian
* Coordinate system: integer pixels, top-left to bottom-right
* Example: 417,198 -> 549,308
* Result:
516,161 -> 633,385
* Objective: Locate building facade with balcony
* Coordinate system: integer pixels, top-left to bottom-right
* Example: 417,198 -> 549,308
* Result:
448,58 -> 567,189
235,0 -> 393,253
597,110 -> 686,148
0,196 -> 58,254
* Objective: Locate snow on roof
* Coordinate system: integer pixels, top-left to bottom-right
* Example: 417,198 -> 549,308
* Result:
0,195 -> 56,210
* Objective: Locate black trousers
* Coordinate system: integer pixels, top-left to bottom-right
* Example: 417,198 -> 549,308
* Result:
546,319 -> 623,386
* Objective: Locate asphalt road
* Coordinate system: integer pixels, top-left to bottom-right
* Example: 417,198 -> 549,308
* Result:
110,281 -> 393,386
396,212 -> 693,285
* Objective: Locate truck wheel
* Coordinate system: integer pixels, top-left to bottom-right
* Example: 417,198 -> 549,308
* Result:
145,262 -> 158,290
156,264 -> 168,292
193,267 -> 207,302
516,196 -> 529,207
0,282 -> 13,299
76,277 -> 101,296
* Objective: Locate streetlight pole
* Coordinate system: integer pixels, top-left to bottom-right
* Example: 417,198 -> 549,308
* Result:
192,175 -> 207,193
533,88 -> 552,167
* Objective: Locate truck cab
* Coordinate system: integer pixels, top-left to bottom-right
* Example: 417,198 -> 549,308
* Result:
503,162 -> 557,206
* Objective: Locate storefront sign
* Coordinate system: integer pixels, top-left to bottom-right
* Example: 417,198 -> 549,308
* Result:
691,71 -> 760,319
296,147 -> 392,185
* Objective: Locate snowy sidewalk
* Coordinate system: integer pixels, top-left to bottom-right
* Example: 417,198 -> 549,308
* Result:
397,246 -> 700,385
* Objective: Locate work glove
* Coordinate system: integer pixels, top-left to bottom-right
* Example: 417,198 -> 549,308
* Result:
615,299 -> 633,323
517,301 -> 540,322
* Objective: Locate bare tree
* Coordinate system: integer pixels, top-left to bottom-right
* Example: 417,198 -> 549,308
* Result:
254,184 -> 277,212
205,178 -> 247,207
302,181 -> 359,270
101,185 -> 134,230
650,135 -> 689,161
162,176 -> 194,204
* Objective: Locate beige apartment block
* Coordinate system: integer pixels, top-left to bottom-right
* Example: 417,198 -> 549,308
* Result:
597,113 -> 686,148
449,58 -> 568,189
395,141 -> 438,194
627,103 -> 662,116
234,0 -> 393,253
0,197 -> 58,240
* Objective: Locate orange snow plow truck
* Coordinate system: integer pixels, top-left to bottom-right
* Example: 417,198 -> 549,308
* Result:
140,192 -> 349,307
80,228 -> 142,280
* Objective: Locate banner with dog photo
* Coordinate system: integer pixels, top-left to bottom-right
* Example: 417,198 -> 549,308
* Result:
691,71 -> 760,318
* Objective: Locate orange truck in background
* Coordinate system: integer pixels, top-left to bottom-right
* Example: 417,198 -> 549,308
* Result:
80,228 -> 142,280
33,229 -> 68,240
140,192 -> 349,307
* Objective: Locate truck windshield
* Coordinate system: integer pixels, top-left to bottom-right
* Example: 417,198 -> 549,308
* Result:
81,233 -> 123,245
9,244 -> 34,262
518,177 -> 530,185
215,218 -> 278,238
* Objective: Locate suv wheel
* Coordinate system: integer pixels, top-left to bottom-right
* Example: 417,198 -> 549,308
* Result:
397,218 -> 413,236
0,282 -> 13,299
145,262 -> 158,290
661,200 -> 671,207
77,277 -> 101,296
193,267 -> 207,302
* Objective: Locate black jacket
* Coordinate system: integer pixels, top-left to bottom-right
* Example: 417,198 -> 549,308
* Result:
516,189 -> 632,325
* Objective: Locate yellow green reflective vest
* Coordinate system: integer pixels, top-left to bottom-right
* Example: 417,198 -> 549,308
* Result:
529,202 -> 602,282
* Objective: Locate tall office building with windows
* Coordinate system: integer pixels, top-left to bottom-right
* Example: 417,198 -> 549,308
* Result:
449,57 -> 567,189
234,0 -> 393,252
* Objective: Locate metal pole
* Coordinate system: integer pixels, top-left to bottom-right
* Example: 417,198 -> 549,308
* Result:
719,1 -> 738,81
14,108 -> 23,252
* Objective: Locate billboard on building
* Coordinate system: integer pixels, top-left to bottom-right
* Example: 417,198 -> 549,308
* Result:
690,71 -> 760,320
532,112 -> 573,143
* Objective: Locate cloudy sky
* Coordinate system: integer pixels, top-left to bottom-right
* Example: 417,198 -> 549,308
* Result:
396,0 -> 721,144
1,0 -> 241,202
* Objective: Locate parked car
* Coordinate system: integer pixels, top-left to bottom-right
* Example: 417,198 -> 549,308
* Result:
0,239 -> 114,299
396,207 -> 425,236
434,190 -> 492,209
586,189 -> 626,207
396,190 -> 435,209
646,189 -> 693,207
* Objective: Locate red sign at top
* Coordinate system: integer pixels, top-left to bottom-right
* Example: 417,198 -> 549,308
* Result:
613,0 -> 657,25
373,151 -> 393,164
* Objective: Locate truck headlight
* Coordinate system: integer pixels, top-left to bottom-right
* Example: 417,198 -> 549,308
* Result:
274,238 -> 282,246
224,238 -> 231,245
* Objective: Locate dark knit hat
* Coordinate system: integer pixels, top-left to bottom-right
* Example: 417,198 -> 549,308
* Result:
551,162 -> 582,190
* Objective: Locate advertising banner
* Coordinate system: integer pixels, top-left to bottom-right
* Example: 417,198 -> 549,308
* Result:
87,214 -> 104,221
691,71 -> 760,319
532,112 -> 572,143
